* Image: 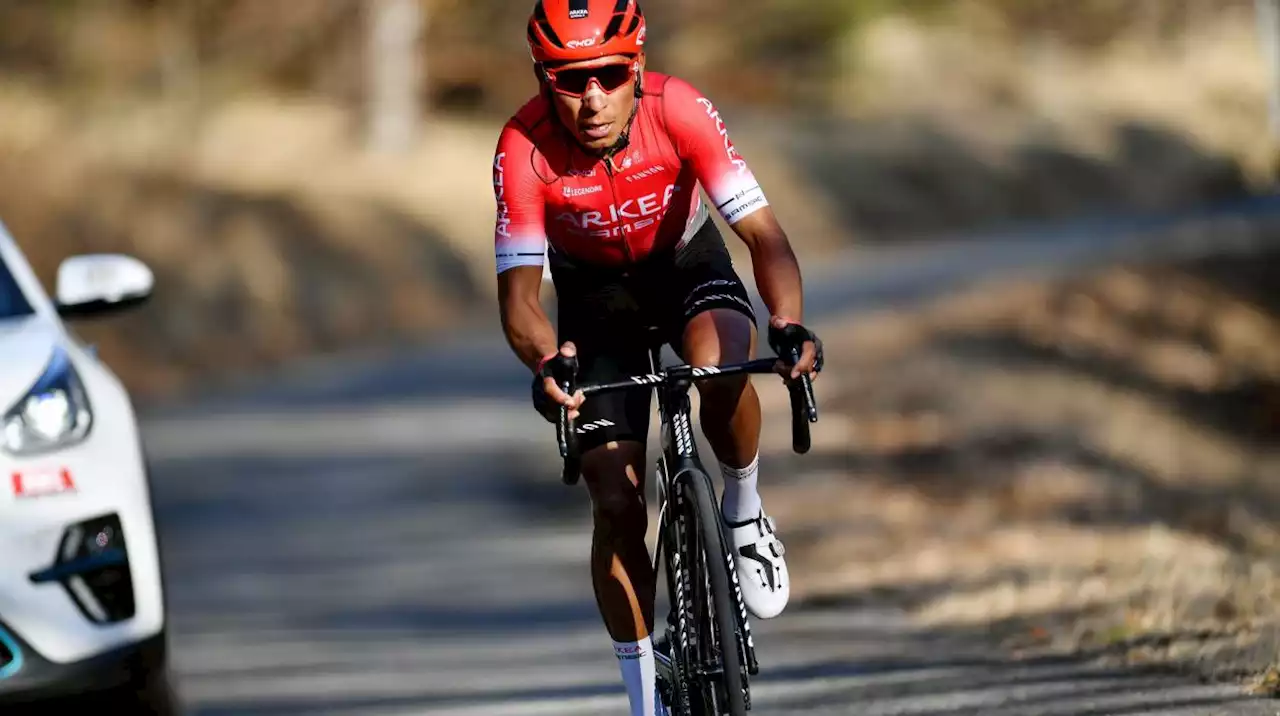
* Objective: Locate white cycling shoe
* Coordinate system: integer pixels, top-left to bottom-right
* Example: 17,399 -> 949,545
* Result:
723,508 -> 790,619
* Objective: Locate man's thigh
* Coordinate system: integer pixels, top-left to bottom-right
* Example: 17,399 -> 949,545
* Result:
564,335 -> 655,453
553,265 -> 657,454
659,221 -> 759,362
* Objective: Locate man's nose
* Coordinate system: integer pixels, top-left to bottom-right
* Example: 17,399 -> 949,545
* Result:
582,83 -> 608,112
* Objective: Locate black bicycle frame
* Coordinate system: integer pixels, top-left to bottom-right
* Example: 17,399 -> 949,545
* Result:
555,340 -> 816,687
552,339 -> 817,711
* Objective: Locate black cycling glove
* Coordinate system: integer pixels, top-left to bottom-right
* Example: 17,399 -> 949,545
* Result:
768,320 -> 824,374
531,351 -> 578,423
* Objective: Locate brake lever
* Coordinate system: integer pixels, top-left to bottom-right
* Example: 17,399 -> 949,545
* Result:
784,344 -> 818,454
555,354 -> 581,484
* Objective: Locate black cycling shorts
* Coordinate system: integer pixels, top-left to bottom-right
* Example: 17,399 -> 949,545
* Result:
548,218 -> 757,453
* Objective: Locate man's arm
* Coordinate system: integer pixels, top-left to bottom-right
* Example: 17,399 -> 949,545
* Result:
498,265 -> 559,371
730,205 -> 818,376
730,206 -> 804,324
492,121 -> 557,371
662,75 -> 817,373
660,76 -> 804,320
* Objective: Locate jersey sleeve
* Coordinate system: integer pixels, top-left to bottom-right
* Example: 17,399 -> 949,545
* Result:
662,76 -> 770,226
492,121 -> 548,275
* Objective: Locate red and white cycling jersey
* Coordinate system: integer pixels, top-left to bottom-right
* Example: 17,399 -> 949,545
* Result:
493,72 -> 769,273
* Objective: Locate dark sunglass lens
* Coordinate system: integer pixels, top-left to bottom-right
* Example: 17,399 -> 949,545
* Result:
554,69 -> 593,94
596,65 -> 632,91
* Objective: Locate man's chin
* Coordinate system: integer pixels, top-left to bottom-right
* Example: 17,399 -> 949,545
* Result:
578,132 -> 618,153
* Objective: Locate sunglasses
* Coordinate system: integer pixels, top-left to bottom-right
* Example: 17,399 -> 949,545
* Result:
545,62 -> 636,98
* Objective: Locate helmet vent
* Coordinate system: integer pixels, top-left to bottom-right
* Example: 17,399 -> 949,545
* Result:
602,0 -> 631,42
534,1 -> 566,48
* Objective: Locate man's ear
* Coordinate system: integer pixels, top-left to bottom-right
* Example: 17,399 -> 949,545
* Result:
633,52 -> 647,95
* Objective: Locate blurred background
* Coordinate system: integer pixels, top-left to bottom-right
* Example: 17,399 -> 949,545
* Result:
1,0 -> 1272,398
2,0 -> 1279,710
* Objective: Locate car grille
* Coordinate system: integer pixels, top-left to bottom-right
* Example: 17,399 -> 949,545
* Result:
28,513 -> 136,625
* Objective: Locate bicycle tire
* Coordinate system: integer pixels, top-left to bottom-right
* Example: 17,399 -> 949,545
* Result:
679,467 -> 748,715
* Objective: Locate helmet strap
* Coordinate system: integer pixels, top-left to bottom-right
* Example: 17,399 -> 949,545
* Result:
599,67 -> 644,162
602,91 -> 640,162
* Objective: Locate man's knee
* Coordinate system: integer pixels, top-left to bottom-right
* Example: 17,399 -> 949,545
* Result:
582,441 -> 648,530
683,308 -> 756,401
682,308 -> 755,363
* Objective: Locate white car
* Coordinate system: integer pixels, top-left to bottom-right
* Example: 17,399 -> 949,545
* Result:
0,218 -> 174,712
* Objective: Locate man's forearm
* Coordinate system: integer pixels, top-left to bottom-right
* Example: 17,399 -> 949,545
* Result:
749,238 -> 805,323
501,296 -> 560,372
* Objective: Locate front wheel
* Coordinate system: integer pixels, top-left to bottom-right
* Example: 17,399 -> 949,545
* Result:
677,467 -> 749,715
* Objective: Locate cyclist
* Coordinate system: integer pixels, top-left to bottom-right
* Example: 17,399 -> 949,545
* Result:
493,1 -> 822,712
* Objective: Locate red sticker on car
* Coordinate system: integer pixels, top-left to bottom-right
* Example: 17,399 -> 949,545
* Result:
11,467 -> 76,499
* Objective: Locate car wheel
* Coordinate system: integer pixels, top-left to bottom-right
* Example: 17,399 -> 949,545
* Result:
112,667 -> 181,716
103,633 -> 182,716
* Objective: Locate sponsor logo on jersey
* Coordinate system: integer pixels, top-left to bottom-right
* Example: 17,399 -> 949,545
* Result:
695,97 -> 749,176
563,184 -> 604,197
493,152 -> 511,239
722,187 -> 767,223
624,165 -> 667,182
555,183 -> 681,237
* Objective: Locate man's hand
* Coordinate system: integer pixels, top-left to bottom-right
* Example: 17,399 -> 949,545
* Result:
768,316 -> 823,380
532,341 -> 586,422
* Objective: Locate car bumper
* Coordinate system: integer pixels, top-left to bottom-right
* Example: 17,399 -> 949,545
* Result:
0,421 -> 167,665
0,619 -> 166,704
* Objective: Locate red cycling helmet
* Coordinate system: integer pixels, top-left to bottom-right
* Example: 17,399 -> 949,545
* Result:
527,0 -> 647,65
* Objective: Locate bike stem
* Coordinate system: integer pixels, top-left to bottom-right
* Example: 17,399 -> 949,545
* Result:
557,355 -> 817,485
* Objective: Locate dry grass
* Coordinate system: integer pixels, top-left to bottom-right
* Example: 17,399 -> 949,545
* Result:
840,7 -> 1274,186
761,234 -> 1280,690
0,8 -> 1270,402
0,143 -> 481,398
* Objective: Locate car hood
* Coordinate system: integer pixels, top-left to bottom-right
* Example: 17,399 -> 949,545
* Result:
0,315 -> 62,407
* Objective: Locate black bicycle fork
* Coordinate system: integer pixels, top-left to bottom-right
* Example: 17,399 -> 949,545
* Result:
650,352 -> 759,711
654,462 -> 760,684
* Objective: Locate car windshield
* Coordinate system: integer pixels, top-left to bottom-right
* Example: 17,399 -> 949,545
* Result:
0,253 -> 35,319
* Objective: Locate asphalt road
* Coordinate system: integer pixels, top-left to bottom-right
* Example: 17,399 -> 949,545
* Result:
138,200 -> 1280,715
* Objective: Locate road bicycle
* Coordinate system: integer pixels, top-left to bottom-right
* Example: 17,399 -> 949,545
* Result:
555,333 -> 819,715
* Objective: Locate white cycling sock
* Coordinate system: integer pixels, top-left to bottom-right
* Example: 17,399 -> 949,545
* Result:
614,636 -> 666,716
720,453 -> 762,523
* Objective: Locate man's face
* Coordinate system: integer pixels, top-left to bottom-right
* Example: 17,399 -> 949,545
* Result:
545,53 -> 643,154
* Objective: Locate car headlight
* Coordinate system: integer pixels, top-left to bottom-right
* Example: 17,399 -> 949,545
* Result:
2,346 -> 93,456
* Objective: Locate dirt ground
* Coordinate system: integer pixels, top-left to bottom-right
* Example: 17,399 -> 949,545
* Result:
758,234 -> 1280,697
